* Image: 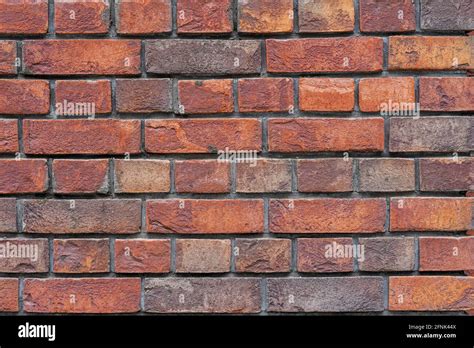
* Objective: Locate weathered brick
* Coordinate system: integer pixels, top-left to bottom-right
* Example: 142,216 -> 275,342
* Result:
23,40 -> 141,75
270,199 -> 386,233
268,118 -> 384,153
360,0 -> 415,33
177,0 -> 232,33
116,79 -> 172,113
0,0 -> 48,34
359,237 -> 415,272
176,239 -> 231,273
0,199 -> 16,232
23,278 -> 141,313
419,237 -> 474,272
298,0 -> 354,33
359,158 -> 415,192
145,119 -> 261,154
178,79 -> 233,114
267,277 -> 384,312
267,38 -> 383,73
235,239 -> 291,273
53,159 -> 109,195
299,78 -> 354,112
175,160 -> 230,193
0,41 -> 16,75
145,278 -> 261,313
359,77 -> 415,112
54,0 -> 109,34
117,0 -> 171,35
145,39 -> 261,75
23,119 -> 141,155
390,197 -> 473,231
389,276 -> 474,311
236,159 -> 292,193
55,80 -> 112,115
297,159 -> 353,192
115,239 -> 170,273
420,77 -> 474,112
421,0 -> 474,31
0,279 -> 18,312
239,0 -> 293,33
0,238 -> 49,273
147,199 -> 264,234
238,78 -> 294,113
420,158 -> 473,192
0,80 -> 49,115
297,238 -> 354,273
53,239 -> 109,273
0,120 -> 18,154
0,159 -> 48,195
23,199 -> 142,234
114,160 -> 170,193
389,117 -> 473,153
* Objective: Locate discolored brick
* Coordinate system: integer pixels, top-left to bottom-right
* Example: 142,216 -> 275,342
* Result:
419,237 -> 474,272
359,237 -> 415,272
235,239 -> 291,273
53,239 -> 109,273
175,160 -> 230,193
420,77 -> 474,112
238,78 -> 293,113
54,0 -> 110,34
420,158 -> 473,192
360,0 -> 415,33
0,160 -> 48,194
176,239 -> 231,273
421,0 -> 474,31
297,159 -> 353,192
115,239 -> 170,274
359,158 -> 415,192
55,80 -> 112,115
298,0 -> 354,33
236,159 -> 292,193
297,238 -> 354,273
299,78 -> 354,112
53,159 -> 109,195
117,0 -> 171,35
0,239 -> 49,273
359,77 -> 415,113
116,79 -> 172,113
114,160 -> 170,193
177,0 -> 232,33
178,79 -> 233,114
239,0 -> 293,33
0,80 -> 49,115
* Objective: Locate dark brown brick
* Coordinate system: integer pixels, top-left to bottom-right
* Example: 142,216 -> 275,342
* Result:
421,0 -> 474,31
235,239 -> 291,273
359,158 -> 415,192
359,237 -> 415,272
117,79 -> 172,113
420,158 -> 473,192
0,199 -> 16,232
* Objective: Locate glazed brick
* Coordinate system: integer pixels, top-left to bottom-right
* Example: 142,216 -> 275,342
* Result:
266,38 -> 383,73
23,119 -> 141,155
178,79 -> 233,114
421,0 -> 474,31
115,160 -> 170,193
297,238 -> 354,273
23,40 -> 141,75
145,119 -> 262,154
177,0 -> 232,33
419,237 -> 474,272
390,197 -> 473,232
238,0 -> 293,33
55,80 -> 112,115
147,199 -> 264,234
297,159 -> 353,193
115,239 -> 170,273
54,0 -> 110,34
23,278 -> 141,313
268,118 -> 384,153
53,239 -> 109,274
238,78 -> 294,113
144,278 -> 260,313
270,199 -> 386,233
176,239 -> 231,273
145,40 -> 261,75
0,159 -> 48,194
0,120 -> 18,154
420,158 -> 473,192
389,117 -> 473,153
0,199 -> 16,233
0,279 -> 18,312
0,239 -> 49,273
0,0 -> 48,34
117,79 -> 172,113
267,277 -> 384,312
360,0 -> 415,33
359,158 -> 415,192
175,160 -> 230,193
23,199 -> 142,234
298,0 -> 354,33
53,160 -> 109,195
235,239 -> 291,273
236,159 -> 292,193
359,237 -> 415,272
359,77 -> 415,112
299,78 -> 354,112
420,77 -> 474,112
0,41 -> 16,75
117,0 -> 171,35
389,276 -> 474,311
0,80 -> 49,115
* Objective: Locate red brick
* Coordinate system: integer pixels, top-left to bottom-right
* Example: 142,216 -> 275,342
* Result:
299,78 -> 354,112
23,278 -> 141,313
53,159 -> 109,195
420,77 -> 474,112
117,79 -> 172,113
0,120 -> 18,154
267,38 -> 383,73
270,199 -> 386,233
115,239 -> 170,273
359,237 -> 415,272
360,0 -> 415,33
177,0 -> 232,33
55,80 -> 111,115
176,239 -> 231,273
0,278 -> 18,312
145,119 -> 261,154
23,40 -> 141,75
235,239 -> 291,273
238,78 -> 293,113
390,198 -> 473,232
420,158 -> 473,192
54,0 -> 109,34
236,159 -> 291,193
0,41 -> 16,75
23,119 -> 141,155
297,159 -> 353,193
0,199 -> 16,233
0,0 -> 48,34
359,158 -> 415,192
239,0 -> 293,33
419,237 -> 474,272
0,160 -> 48,194
298,0 -> 354,33
114,160 -> 170,193
147,199 -> 264,234
0,80 -> 49,115
0,239 -> 49,273
359,77 -> 415,112
268,118 -> 384,153
175,160 -> 230,193
178,79 -> 233,114
117,0 -> 171,35
297,238 -> 354,273
53,239 -> 109,273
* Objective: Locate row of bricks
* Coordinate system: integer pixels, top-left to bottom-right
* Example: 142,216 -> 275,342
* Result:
0,0 -> 472,35
1,36 -> 473,75
1,77 -> 474,114
0,237 -> 472,274
0,197 -> 472,233
0,276 -> 473,313
0,158 -> 472,194
1,117 -> 472,154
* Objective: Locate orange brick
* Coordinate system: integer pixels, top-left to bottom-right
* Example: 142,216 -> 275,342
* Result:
115,239 -> 170,273
299,78 -> 354,112
117,0 -> 171,34
359,77 -> 415,113
419,237 -> 474,272
239,0 -> 293,33
176,239 -> 231,273
114,160 -> 170,193
298,0 -> 354,33
238,78 -> 294,113
0,279 -> 18,312
177,0 -> 232,33
178,79 -> 233,114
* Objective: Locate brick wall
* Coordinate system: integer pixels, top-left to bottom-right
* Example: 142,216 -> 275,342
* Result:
0,0 -> 473,315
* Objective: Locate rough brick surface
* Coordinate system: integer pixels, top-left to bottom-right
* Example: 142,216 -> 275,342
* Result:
114,160 -> 170,193
298,0 -> 354,33
178,0 -> 232,33
116,79 -> 172,113
0,239 -> 49,273
419,158 -> 473,192
299,78 -> 354,112
0,80 -> 50,115
175,160 -> 230,193
238,78 -> 293,113
117,0 -> 171,35
54,0 -> 110,34
115,239 -> 170,274
297,238 -> 354,273
0,279 -> 19,312
53,239 -> 110,274
236,159 -> 292,193
420,77 -> 474,112
0,159 -> 48,194
297,159 -> 353,192
178,79 -> 233,114
421,0 -> 474,31
358,158 -> 415,192
359,237 -> 415,272
53,159 -> 109,195
239,0 -> 293,33
360,0 -> 416,33
419,237 -> 474,272
0,0 -> 48,34
176,239 -> 231,273
359,77 -> 415,112
55,80 -> 112,115
0,199 -> 16,232
235,239 -> 291,273
0,120 -> 18,154
0,41 -> 17,75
